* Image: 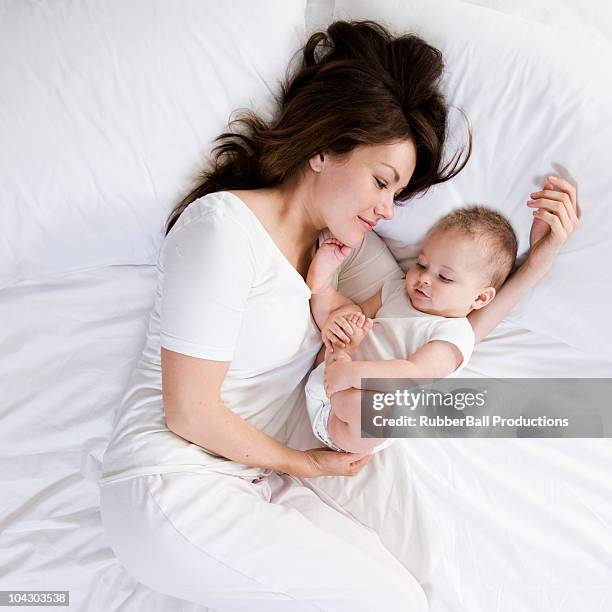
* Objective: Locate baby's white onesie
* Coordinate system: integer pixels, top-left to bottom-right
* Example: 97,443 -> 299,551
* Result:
305,276 -> 475,453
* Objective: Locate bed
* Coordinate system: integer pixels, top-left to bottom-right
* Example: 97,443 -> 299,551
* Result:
2,1 -> 611,611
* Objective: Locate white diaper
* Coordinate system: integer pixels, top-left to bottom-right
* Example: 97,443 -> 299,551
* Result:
304,362 -> 395,454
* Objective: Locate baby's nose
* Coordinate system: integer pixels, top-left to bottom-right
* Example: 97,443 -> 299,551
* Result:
419,270 -> 432,285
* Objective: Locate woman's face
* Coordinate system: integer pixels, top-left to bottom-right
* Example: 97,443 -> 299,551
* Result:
309,140 -> 417,248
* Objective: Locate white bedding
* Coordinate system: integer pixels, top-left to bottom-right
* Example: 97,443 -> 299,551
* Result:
2,265 -> 611,611
3,0 -> 612,610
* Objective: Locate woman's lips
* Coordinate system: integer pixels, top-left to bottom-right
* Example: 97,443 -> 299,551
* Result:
357,216 -> 374,231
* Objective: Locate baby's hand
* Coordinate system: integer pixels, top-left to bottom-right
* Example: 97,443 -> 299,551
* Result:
318,238 -> 352,265
322,311 -> 366,351
526,175 -> 579,277
306,238 -> 352,294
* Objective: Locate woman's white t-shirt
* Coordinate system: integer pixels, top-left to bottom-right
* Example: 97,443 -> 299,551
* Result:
100,191 -> 323,484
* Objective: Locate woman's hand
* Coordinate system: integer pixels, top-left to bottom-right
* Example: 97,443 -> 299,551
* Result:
323,359 -> 355,397
526,175 -> 580,278
298,447 -> 373,477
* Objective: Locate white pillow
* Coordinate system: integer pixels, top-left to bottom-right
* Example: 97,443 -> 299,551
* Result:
332,0 -> 612,356
458,0 -> 612,47
0,0 -> 306,289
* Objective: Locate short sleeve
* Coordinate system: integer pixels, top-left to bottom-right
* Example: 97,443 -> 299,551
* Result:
159,211 -> 256,361
428,318 -> 475,372
335,231 -> 404,303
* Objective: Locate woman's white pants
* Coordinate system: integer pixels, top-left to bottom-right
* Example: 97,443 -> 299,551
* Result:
99,470 -> 428,611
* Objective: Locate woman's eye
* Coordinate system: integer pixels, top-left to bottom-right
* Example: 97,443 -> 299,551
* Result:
439,275 -> 453,283
375,178 -> 387,190
416,262 -> 426,269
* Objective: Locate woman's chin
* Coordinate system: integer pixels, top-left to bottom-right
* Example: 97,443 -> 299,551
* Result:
327,227 -> 364,249
344,233 -> 365,249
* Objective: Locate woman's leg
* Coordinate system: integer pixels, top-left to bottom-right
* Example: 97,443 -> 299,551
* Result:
100,471 -> 428,612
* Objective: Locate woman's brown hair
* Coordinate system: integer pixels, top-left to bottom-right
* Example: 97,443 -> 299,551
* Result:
165,19 -> 472,235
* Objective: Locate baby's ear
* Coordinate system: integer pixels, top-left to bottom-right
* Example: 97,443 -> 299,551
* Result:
472,286 -> 496,310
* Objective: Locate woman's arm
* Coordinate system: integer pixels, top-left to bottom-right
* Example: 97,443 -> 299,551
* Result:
162,349 -> 305,473
161,348 -> 373,478
468,175 -> 579,344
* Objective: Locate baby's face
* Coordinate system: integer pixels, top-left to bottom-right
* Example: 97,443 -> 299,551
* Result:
404,229 -> 495,317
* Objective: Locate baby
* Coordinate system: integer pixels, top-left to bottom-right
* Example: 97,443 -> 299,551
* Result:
305,205 -> 518,454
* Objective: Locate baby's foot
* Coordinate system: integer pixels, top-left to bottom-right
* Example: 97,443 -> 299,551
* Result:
341,313 -> 373,358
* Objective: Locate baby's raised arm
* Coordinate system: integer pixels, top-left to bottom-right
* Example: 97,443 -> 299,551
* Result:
468,175 -> 579,343
306,238 -> 361,331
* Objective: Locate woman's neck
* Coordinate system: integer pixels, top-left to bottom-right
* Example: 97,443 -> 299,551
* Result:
264,177 -> 324,255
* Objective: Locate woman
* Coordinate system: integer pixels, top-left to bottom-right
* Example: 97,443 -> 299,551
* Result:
99,20 -> 578,611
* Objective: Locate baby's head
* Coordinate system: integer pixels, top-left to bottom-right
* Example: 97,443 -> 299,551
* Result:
405,206 -> 518,317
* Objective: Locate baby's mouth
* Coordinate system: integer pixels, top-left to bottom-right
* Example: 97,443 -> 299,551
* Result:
414,287 -> 430,299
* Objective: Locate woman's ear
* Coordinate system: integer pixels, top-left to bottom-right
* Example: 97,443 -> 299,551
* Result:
308,151 -> 325,173
472,286 -> 496,310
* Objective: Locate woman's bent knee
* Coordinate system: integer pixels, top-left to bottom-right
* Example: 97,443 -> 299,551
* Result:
100,475 -> 429,611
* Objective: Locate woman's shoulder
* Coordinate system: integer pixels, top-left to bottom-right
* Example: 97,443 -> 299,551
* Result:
160,192 -> 261,272
168,190 -> 262,238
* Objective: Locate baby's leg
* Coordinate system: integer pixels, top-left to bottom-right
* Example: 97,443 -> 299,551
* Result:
325,313 -> 379,451
328,389 -> 389,454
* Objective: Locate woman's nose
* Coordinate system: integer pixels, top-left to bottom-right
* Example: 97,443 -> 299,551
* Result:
374,196 -> 394,221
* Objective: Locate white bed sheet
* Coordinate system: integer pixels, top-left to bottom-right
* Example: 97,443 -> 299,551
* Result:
2,264 -> 611,611
0,266 -> 213,611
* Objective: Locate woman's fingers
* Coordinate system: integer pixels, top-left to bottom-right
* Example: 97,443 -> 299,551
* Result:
348,453 -> 373,473
349,453 -> 371,466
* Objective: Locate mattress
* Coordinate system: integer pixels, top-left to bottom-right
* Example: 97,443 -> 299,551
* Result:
2,264 -> 610,611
